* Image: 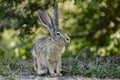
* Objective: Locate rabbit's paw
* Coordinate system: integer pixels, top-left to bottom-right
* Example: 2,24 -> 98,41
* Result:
57,73 -> 62,76
50,73 -> 58,77
37,70 -> 46,75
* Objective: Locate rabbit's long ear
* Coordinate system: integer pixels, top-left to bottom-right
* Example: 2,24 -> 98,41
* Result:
38,8 -> 54,35
54,3 -> 59,30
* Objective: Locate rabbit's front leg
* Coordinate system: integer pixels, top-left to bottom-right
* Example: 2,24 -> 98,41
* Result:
55,58 -> 62,75
46,59 -> 57,76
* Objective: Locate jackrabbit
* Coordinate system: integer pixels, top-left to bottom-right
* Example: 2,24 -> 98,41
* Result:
31,5 -> 70,76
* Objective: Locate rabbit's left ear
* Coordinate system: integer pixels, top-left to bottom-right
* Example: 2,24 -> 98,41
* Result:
38,7 -> 54,35
54,3 -> 59,30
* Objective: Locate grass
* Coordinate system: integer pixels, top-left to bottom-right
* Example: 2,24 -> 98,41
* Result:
0,54 -> 34,80
0,54 -> 120,79
62,56 -> 120,79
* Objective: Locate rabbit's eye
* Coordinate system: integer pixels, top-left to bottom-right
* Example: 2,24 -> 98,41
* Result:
57,32 -> 60,35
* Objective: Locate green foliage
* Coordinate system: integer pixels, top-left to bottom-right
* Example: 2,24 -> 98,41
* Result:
0,0 -> 120,57
0,48 -> 4,56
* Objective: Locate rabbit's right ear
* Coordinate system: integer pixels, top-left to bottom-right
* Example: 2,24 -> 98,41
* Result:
38,8 -> 54,35
54,3 -> 59,30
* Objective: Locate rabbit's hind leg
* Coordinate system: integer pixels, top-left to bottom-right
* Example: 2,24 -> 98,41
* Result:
33,57 -> 37,72
36,57 -> 47,75
55,59 -> 62,76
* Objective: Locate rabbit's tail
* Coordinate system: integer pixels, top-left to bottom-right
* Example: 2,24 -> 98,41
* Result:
31,45 -> 37,58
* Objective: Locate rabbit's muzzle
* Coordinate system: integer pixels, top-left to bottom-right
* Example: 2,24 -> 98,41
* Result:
63,33 -> 70,44
65,37 -> 70,43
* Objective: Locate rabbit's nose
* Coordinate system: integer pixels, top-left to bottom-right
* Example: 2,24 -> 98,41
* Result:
66,37 -> 70,42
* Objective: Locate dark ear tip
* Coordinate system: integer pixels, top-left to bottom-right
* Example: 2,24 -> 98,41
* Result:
38,7 -> 45,11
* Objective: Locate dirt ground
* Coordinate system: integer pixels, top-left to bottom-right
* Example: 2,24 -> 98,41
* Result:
0,75 -> 118,80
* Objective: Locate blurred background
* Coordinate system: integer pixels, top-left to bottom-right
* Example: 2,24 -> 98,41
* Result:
1,0 -> 120,78
0,0 -> 120,60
